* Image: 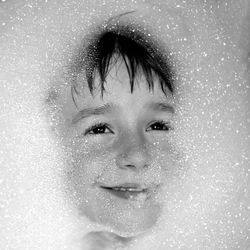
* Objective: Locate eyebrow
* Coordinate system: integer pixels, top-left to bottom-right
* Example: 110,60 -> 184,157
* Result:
72,102 -> 174,124
149,102 -> 175,114
72,103 -> 116,124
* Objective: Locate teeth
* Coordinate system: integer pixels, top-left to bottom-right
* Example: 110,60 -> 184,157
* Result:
112,187 -> 143,192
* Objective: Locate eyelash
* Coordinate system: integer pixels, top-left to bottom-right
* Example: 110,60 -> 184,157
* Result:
146,120 -> 172,132
84,122 -> 112,135
84,120 -> 172,136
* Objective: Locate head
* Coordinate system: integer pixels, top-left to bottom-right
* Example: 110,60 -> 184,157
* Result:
0,0 -> 250,249
61,29 -> 178,236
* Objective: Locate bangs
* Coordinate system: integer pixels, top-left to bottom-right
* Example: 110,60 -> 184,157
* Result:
72,28 -> 174,102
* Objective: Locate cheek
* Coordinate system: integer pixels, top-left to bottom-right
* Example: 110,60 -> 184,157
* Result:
62,144 -> 106,212
64,138 -> 111,186
157,138 -> 185,169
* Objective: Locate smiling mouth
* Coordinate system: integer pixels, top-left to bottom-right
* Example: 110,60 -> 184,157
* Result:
100,185 -> 148,200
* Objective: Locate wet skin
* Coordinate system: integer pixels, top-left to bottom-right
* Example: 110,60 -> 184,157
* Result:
0,0 -> 250,249
62,60 -> 176,237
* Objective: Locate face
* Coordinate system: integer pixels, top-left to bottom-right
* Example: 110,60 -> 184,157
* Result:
62,60 -> 177,236
1,0 -> 250,249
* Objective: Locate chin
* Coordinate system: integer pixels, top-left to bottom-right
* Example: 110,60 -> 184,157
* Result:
93,204 -> 162,238
79,187 -> 162,237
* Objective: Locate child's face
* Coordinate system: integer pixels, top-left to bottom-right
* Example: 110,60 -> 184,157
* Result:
62,60 -> 177,236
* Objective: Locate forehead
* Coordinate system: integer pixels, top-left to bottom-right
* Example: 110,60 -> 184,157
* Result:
72,62 -> 173,111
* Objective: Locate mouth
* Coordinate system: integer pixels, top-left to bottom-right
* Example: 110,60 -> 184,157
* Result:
100,183 -> 148,200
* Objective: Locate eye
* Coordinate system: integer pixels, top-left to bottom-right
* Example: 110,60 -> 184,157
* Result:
146,120 -> 172,132
84,123 -> 113,135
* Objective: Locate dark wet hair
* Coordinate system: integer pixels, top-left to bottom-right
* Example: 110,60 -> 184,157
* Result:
72,29 -> 174,101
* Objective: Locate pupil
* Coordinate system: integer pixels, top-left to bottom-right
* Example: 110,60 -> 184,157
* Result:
153,123 -> 167,130
154,124 -> 161,130
94,126 -> 105,133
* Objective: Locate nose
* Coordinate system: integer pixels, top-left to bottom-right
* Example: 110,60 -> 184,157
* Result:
115,132 -> 151,171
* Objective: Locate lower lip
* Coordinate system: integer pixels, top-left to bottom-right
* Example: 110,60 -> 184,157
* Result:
101,187 -> 147,200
